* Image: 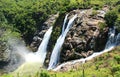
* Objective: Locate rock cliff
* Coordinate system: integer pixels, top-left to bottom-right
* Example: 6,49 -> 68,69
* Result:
30,7 -> 110,69
60,8 -> 109,63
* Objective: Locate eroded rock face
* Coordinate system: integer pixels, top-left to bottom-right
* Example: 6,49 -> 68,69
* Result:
30,13 -> 59,52
0,41 -> 10,63
60,8 -> 109,63
0,28 -> 10,64
30,7 -> 109,69
0,37 -> 25,73
0,29 -> 11,72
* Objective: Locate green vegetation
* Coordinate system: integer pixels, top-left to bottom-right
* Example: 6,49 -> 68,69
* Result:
115,18 -> 120,31
0,23 -> 21,42
102,0 -> 120,30
1,46 -> 120,77
1,0 -> 120,77
0,0 -> 92,44
1,0 -> 120,43
104,11 -> 118,27
91,10 -> 98,17
49,13 -> 65,51
98,22 -> 107,31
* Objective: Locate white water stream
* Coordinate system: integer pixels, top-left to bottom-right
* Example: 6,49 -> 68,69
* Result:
25,26 -> 53,64
53,27 -> 120,71
48,14 -> 77,70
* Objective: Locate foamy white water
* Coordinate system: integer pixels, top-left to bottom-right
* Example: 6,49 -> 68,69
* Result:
35,26 -> 53,64
22,26 -> 53,63
53,26 -> 120,71
53,46 -> 115,71
48,14 -> 77,70
62,14 -> 69,34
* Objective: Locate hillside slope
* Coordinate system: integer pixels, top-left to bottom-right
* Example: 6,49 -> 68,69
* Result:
1,46 -> 120,77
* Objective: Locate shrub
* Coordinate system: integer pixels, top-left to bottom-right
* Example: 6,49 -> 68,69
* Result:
115,1 -> 120,6
40,71 -> 50,77
118,5 -> 120,13
111,65 -> 120,75
91,10 -> 98,17
0,0 -> 71,44
98,22 -> 107,31
93,5 -> 101,10
114,72 -> 120,77
115,18 -> 120,32
114,55 -> 120,63
104,11 -> 118,27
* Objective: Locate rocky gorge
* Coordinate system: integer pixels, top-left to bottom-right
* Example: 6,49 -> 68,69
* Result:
60,8 -> 108,63
29,6 -> 110,70
0,5 -> 112,72
1,0 -> 120,77
0,28 -> 10,70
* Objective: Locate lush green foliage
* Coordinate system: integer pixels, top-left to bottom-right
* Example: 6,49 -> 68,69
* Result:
1,0 -> 119,43
0,0 -> 60,43
104,11 -> 118,27
98,22 -> 107,31
0,23 -> 21,42
115,18 -> 120,31
104,1 -> 120,31
1,0 -> 120,77
1,46 -> 120,77
0,0 -> 92,44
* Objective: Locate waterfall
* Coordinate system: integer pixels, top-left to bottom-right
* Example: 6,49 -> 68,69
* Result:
48,14 -> 77,70
84,27 -> 118,61
82,27 -> 118,61
53,27 -> 120,71
105,27 -> 116,49
1,26 -> 53,73
35,26 -> 53,64
105,26 -> 120,48
62,14 -> 69,34
115,33 -> 120,46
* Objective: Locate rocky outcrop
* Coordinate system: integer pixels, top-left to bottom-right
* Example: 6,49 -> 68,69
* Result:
0,28 -> 26,73
60,8 -> 109,63
0,42 -> 10,62
0,28 -> 11,71
30,13 -> 59,52
30,6 -> 110,70
53,46 -> 114,72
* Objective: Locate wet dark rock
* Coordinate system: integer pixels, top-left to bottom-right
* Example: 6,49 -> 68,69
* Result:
0,27 -> 11,62
60,9 -> 109,63
30,13 -> 59,52
0,42 -> 10,62
95,27 -> 109,51
0,41 -> 24,73
30,8 -> 109,70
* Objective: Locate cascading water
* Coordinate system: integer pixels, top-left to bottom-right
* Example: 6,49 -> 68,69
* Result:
105,27 -> 116,49
84,26 -> 118,61
53,26 -> 120,71
1,26 -> 53,73
35,26 -> 53,64
104,26 -> 120,49
62,14 -> 69,34
115,33 -> 120,46
48,14 -> 77,70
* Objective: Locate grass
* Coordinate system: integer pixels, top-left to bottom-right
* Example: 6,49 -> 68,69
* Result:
1,0 -> 120,77
1,46 -> 120,77
13,62 -> 44,77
